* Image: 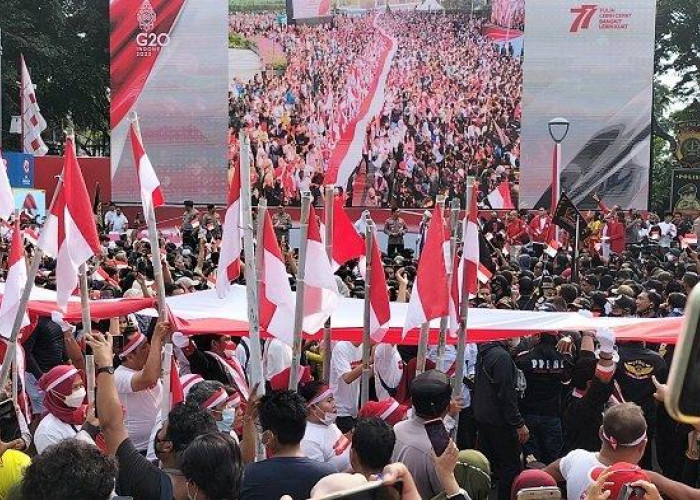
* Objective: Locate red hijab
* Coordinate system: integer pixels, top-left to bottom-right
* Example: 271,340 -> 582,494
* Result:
38,365 -> 87,426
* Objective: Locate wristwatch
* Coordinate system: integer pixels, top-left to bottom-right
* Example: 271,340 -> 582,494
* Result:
97,366 -> 115,375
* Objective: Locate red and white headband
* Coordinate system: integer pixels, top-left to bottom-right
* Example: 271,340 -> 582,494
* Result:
119,332 -> 147,359
181,374 -> 203,394
602,430 -> 647,450
202,388 -> 228,410
308,387 -> 334,407
380,400 -> 401,421
45,367 -> 78,392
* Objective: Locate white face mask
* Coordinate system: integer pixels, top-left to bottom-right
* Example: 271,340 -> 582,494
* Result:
315,405 -> 337,426
64,387 -> 86,408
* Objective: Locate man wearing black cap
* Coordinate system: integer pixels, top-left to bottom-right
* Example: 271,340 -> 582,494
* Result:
392,370 -> 453,499
473,340 -> 528,500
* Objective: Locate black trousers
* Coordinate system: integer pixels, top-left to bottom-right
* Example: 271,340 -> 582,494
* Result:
387,243 -> 404,257
477,422 -> 522,500
457,406 -> 477,450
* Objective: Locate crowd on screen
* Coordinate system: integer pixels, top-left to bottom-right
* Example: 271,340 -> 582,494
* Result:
2,185 -> 700,499
228,12 -> 520,210
490,0 -> 525,30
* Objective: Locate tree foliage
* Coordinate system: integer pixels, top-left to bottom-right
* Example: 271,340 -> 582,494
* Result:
0,0 -> 109,152
655,0 -> 700,100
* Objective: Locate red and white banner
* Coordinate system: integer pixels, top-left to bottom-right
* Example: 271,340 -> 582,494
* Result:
160,285 -> 684,346
20,55 -> 48,156
216,165 -> 242,298
110,0 -> 229,204
324,16 -> 398,187
37,137 -> 101,311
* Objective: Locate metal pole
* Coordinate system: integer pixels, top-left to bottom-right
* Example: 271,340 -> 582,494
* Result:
289,193 -> 312,390
437,198 -> 460,367
360,219 -> 374,407
0,170 -> 65,389
322,186 -> 334,384
451,177 -> 475,437
19,55 -> 24,154
240,132 -> 264,398
416,323 -> 430,374
79,263 -> 96,406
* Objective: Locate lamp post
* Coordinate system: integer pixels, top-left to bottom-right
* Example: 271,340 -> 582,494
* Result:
548,117 -> 570,212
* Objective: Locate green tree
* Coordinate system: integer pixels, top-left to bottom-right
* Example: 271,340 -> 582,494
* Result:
655,0 -> 700,100
0,0 -> 109,153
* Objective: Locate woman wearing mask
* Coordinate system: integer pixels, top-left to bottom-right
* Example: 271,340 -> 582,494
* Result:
34,365 -> 93,453
187,380 -> 241,443
299,381 -> 351,472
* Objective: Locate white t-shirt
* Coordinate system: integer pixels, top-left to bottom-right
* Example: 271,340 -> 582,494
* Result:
330,342 -> 362,417
559,449 -> 604,500
115,365 -> 162,451
34,413 -> 81,454
110,213 -> 129,233
374,343 -> 403,400
427,343 -> 477,406
263,338 -> 292,381
300,421 -> 351,472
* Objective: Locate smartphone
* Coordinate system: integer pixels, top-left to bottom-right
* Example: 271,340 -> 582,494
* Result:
619,484 -> 646,500
314,480 -> 403,500
666,284 -> 700,424
516,487 -> 562,500
113,334 -> 125,352
424,418 -> 450,456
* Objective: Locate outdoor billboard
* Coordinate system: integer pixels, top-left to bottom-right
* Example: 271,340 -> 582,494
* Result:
519,0 -> 657,210
291,0 -> 331,20
110,0 -> 229,205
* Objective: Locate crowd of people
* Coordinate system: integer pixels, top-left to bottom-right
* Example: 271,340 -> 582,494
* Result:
490,0 -> 525,30
229,11 -> 521,210
0,184 -> 699,500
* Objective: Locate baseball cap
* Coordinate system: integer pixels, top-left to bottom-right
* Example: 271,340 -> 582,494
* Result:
175,277 -> 200,288
589,462 -> 649,500
511,470 -> 558,500
411,370 -> 451,417
358,398 -> 409,426
611,295 -> 636,313
611,285 -> 635,298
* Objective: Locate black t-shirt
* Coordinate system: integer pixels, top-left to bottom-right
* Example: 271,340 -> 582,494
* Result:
614,343 -> 668,421
116,438 -> 173,500
240,457 -> 335,500
516,341 -> 573,417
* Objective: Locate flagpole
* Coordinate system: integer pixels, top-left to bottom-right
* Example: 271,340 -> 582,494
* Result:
451,176 -> 475,437
254,197 -> 267,396
129,113 -> 167,319
322,186 -> 334,384
79,263 -> 96,406
19,55 -> 25,154
289,193 -> 312,390
573,214 -> 580,283
241,134 -> 264,396
361,219 -> 374,407
0,171 -> 65,389
437,197 -> 460,365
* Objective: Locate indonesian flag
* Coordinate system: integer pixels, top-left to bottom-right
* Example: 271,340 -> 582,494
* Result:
403,205 -> 449,336
216,164 -> 242,298
23,228 -> 39,247
303,206 -> 339,334
462,182 -> 481,299
170,357 -> 184,408
322,197 -> 365,270
20,55 -> 48,156
259,211 -> 295,345
0,220 -> 30,338
0,151 -> 15,221
487,183 -> 513,209
37,136 -> 101,311
680,234 -> 697,249
545,239 -> 562,258
129,121 -> 165,211
359,230 -> 391,341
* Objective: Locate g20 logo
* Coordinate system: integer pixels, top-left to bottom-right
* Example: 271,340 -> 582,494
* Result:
136,32 -> 170,47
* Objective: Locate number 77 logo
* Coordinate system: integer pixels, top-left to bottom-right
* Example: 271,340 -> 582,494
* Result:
570,4 -> 598,33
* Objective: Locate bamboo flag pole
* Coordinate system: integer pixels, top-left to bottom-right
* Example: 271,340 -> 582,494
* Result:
129,113 -> 171,417
0,166 -> 65,389
79,263 -> 95,406
437,197 -> 461,367
360,219 -> 374,407
451,177 -> 475,437
322,186 -> 334,384
240,132 -> 264,397
289,193 -> 312,390
255,198 -> 268,397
